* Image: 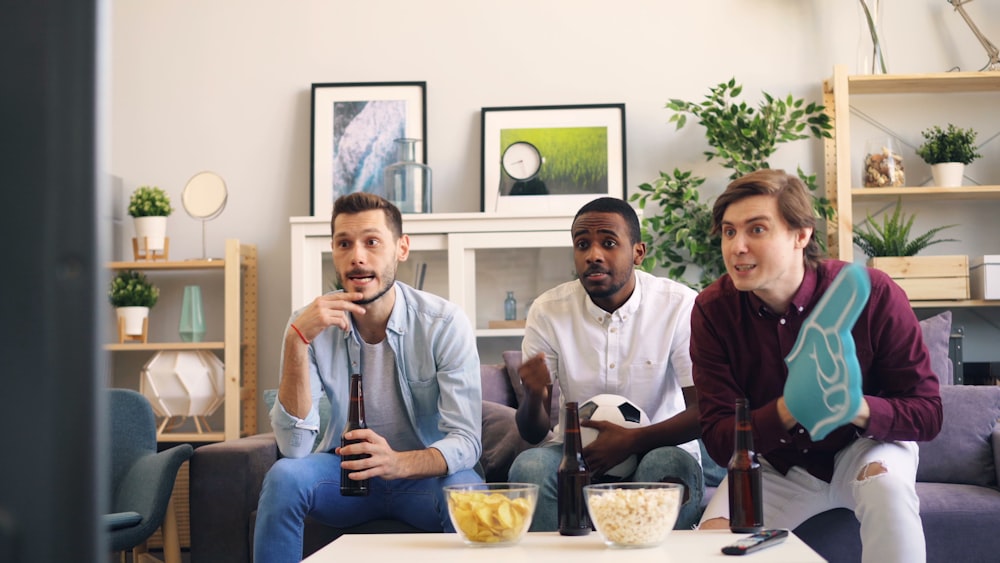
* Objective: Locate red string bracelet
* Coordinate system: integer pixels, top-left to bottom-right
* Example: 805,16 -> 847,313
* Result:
290,323 -> 310,345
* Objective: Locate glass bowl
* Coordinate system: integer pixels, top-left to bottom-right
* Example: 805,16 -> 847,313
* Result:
443,482 -> 538,546
583,482 -> 683,548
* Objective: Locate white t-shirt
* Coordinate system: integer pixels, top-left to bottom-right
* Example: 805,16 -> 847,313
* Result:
522,269 -> 700,463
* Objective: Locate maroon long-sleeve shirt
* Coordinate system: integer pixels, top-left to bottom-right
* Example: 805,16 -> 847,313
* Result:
691,259 -> 942,482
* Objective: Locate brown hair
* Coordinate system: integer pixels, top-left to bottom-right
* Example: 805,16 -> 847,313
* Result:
711,169 -> 824,269
331,193 -> 403,239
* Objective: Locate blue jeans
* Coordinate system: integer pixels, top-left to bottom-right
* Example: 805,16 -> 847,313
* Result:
253,452 -> 482,563
508,444 -> 705,532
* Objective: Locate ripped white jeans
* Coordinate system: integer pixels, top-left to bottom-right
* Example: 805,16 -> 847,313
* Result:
700,439 -> 923,563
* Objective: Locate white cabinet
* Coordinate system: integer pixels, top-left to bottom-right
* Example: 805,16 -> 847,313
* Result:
822,64 -> 1000,308
290,213 -> 577,339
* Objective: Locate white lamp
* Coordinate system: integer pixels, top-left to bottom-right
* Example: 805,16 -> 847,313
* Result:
140,350 -> 225,434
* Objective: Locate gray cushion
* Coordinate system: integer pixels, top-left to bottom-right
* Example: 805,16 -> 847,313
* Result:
480,401 -> 545,482
917,385 -> 1000,486
920,311 -> 953,385
481,363 -> 516,407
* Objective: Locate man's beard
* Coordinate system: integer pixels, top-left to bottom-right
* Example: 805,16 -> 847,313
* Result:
335,267 -> 397,305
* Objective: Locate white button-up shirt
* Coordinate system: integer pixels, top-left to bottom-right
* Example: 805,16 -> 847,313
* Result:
523,270 -> 700,462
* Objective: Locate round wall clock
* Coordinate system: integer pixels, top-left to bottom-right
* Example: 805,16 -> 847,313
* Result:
501,141 -> 542,181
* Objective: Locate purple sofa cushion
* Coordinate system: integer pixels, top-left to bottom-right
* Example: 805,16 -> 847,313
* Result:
917,385 -> 1000,486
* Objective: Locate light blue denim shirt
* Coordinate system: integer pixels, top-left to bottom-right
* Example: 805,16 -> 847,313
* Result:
270,282 -> 482,475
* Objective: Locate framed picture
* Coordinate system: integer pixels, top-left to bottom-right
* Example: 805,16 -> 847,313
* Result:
481,103 -> 626,215
310,82 -> 427,218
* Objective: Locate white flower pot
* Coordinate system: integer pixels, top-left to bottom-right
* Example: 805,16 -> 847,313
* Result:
134,216 -> 168,251
931,162 -> 965,188
116,306 -> 149,336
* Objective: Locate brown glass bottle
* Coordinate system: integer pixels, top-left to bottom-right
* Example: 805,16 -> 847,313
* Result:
728,397 -> 763,532
340,373 -> 370,496
558,402 -> 591,535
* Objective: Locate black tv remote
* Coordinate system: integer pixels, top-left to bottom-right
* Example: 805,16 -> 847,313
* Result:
721,528 -> 789,555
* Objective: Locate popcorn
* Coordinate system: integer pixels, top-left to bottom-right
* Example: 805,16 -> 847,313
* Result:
586,487 -> 680,547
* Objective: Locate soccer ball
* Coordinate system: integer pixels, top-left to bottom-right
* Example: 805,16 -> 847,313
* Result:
578,394 -> 651,480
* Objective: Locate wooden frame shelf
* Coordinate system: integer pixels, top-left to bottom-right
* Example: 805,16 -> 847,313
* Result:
107,239 -> 257,442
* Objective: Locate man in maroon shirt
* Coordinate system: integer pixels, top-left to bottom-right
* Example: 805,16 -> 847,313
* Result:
691,169 -> 942,562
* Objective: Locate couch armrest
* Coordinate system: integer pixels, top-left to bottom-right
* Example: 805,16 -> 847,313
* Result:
190,433 -> 279,563
992,422 -> 1000,486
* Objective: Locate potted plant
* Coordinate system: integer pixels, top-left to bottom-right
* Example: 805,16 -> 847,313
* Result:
915,124 -> 982,188
631,78 -> 832,289
109,270 -> 159,341
129,185 -> 174,259
853,199 -> 968,300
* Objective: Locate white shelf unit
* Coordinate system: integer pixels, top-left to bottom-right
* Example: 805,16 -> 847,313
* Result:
822,64 -> 1000,308
107,239 -> 258,442
290,213 -> 577,339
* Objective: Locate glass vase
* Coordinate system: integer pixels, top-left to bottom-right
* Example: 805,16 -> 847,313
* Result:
857,0 -> 888,75
179,285 -> 206,342
504,291 -> 517,321
383,138 -> 432,213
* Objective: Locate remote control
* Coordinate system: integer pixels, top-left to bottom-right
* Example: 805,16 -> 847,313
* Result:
721,528 -> 789,555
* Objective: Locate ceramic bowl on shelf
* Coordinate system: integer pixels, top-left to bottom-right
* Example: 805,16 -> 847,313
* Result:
444,482 -> 538,546
583,482 -> 683,548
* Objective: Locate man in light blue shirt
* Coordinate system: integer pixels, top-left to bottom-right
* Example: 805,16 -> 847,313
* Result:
255,193 -> 482,563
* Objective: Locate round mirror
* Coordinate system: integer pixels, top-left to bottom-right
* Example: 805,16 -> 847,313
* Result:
182,171 -> 228,220
182,172 -> 228,259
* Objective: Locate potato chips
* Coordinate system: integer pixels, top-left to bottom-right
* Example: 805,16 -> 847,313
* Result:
447,490 -> 534,544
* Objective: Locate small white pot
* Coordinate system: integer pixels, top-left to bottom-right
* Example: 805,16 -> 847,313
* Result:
931,162 -> 965,188
134,216 -> 168,251
117,306 -> 149,336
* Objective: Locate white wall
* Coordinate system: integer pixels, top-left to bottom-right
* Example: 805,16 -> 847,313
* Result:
110,1 -> 1000,430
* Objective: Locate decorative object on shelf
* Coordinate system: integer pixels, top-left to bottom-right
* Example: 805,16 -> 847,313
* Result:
504,291 -> 517,321
310,82 -> 426,219
181,171 -> 228,260
857,0 -> 888,74
481,104 -> 626,216
179,285 -> 206,342
630,78 -> 832,290
128,185 -> 173,261
384,138 -> 432,213
863,137 -> 905,187
140,350 -> 226,435
853,199 -> 966,300
948,0 -> 999,71
916,124 -> 982,188
108,270 -> 159,343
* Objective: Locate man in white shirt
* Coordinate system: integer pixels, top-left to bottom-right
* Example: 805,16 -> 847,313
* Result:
509,197 -> 705,530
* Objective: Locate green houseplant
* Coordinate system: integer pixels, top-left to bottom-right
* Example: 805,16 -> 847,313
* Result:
916,124 -> 981,188
109,270 -> 159,340
852,199 -> 958,258
129,185 -> 173,258
630,78 -> 832,289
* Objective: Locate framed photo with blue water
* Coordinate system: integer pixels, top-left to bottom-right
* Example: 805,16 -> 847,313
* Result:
310,81 -> 427,218
480,104 -> 626,215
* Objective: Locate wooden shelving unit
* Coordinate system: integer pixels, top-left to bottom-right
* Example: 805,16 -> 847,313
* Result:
107,238 -> 258,441
822,64 -> 1000,308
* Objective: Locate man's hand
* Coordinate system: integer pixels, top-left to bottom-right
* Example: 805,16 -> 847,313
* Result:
518,353 -> 552,398
580,420 -> 635,477
336,428 -> 447,480
293,292 -> 367,342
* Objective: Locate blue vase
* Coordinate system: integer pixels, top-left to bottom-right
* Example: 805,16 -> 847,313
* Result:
383,138 -> 432,213
179,285 -> 206,342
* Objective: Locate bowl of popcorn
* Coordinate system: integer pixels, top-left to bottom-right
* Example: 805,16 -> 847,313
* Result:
444,483 -> 538,546
583,482 -> 683,548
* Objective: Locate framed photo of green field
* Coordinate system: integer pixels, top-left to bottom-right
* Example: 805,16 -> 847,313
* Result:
480,104 -> 626,215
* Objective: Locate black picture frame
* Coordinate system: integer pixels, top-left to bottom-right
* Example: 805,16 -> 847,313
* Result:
310,81 -> 427,218
481,103 -> 626,215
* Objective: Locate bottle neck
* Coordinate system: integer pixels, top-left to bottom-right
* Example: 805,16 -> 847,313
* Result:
562,403 -> 585,459
348,374 -> 365,427
395,138 -> 418,163
734,399 -> 753,452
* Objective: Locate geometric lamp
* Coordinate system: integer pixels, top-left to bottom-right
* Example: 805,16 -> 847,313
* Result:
139,350 -> 225,434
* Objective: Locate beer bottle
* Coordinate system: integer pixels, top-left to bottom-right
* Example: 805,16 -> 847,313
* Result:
558,401 -> 591,535
340,373 -> 370,496
728,397 -> 763,532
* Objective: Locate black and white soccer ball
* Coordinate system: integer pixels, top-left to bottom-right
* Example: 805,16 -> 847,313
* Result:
578,393 -> 651,480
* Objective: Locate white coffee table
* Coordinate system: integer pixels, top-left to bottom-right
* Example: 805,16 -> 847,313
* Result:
303,530 -> 826,562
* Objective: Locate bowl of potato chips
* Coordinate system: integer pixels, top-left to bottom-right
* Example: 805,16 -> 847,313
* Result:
444,482 -> 538,546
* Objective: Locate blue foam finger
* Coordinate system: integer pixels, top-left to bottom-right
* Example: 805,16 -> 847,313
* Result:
784,264 -> 871,441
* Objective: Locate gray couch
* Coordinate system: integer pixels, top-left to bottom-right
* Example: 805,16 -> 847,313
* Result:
190,349 -> 1000,563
